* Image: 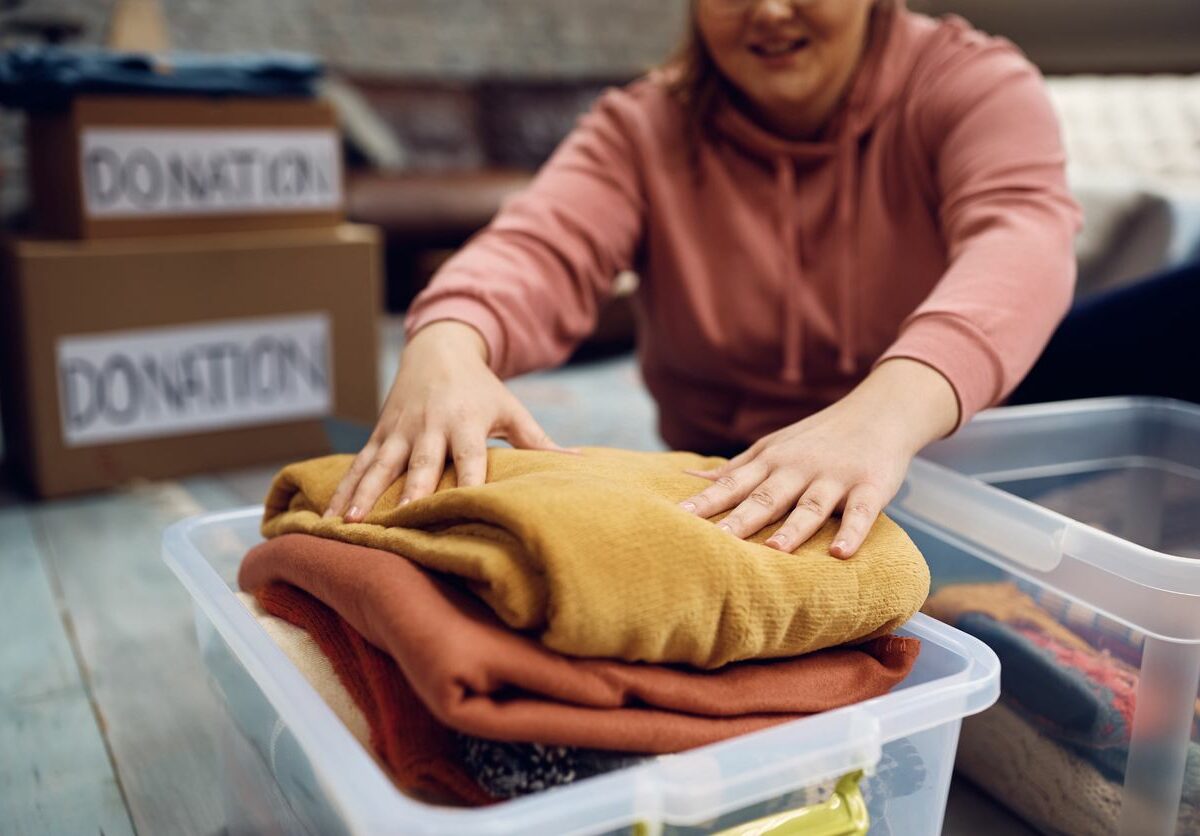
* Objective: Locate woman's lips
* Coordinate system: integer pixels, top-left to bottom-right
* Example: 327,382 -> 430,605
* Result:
748,38 -> 811,67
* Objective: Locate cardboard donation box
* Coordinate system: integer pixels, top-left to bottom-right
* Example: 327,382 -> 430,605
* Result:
0,224 -> 380,498
27,96 -> 343,239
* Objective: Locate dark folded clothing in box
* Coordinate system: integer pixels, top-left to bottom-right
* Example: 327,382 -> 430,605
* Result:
0,45 -> 321,109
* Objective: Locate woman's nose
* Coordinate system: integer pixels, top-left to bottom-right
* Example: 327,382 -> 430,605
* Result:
752,0 -> 800,24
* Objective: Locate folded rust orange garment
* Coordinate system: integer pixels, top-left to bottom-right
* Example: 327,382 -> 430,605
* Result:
256,582 -> 494,806
239,534 -> 921,753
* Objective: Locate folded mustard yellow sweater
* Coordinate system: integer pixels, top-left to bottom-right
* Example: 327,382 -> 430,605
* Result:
261,448 -> 929,669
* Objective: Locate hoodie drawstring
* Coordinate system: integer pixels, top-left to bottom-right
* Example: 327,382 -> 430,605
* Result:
775,136 -> 858,384
776,157 -> 804,384
832,3 -> 893,378
835,129 -> 858,377
760,1 -> 893,384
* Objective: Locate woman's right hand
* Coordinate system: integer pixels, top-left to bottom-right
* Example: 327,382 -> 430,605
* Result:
325,320 -> 567,522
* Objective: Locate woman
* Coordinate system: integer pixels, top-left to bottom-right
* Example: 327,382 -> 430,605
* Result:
327,0 -> 1081,558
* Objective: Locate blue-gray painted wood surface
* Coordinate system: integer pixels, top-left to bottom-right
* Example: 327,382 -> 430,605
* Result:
27,481 -> 243,836
0,507 -> 135,836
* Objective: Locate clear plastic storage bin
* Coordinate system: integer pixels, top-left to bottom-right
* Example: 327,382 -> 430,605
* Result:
891,397 -> 1200,836
164,506 -> 999,836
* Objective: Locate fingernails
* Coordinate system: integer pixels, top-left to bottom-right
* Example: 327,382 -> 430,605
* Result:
679,501 -> 696,514
832,540 -> 850,557
717,522 -> 732,534
766,536 -> 787,550
346,506 -> 361,521
399,497 -> 411,507
322,508 -> 334,519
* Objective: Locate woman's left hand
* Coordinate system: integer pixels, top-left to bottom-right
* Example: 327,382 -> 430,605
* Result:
678,359 -> 960,558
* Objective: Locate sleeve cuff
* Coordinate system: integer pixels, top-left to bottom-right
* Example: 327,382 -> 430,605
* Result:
404,297 -> 508,375
875,312 -> 1005,432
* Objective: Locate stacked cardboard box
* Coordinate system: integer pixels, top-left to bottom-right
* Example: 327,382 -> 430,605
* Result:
1,95 -> 381,497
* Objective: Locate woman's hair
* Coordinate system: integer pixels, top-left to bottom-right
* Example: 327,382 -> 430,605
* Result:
662,9 -> 727,152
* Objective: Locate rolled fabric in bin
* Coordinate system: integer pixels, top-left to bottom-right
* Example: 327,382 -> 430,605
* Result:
958,701 -> 1200,836
926,584 -> 1200,776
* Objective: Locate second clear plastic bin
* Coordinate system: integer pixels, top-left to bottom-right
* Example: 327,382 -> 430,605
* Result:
891,396 -> 1200,836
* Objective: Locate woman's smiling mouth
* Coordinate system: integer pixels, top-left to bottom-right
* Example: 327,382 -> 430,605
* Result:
748,38 -> 811,60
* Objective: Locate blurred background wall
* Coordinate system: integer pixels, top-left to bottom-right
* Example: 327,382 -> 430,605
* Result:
1,0 -> 1196,314
3,0 -> 689,76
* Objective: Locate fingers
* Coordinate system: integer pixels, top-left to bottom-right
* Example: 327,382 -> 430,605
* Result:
332,421 -> 490,521
449,424 -> 488,488
678,460 -> 770,518
830,485 -> 883,559
764,480 -> 843,554
500,403 -> 564,452
713,474 -> 803,539
340,435 -> 411,522
399,433 -> 449,504
329,393 -> 541,522
326,440 -> 380,518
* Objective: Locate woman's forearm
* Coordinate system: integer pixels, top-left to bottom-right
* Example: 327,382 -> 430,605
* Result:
405,319 -> 491,367
845,357 -> 960,452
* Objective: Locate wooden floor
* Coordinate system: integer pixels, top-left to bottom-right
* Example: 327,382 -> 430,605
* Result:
0,319 -> 1034,835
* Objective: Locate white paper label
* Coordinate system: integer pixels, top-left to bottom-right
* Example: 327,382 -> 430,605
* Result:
57,314 -> 333,447
80,128 -> 342,217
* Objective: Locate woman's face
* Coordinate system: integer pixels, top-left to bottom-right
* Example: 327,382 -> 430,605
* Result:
695,0 -> 875,138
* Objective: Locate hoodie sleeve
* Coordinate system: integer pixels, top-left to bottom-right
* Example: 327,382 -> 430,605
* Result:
403,85 -> 648,379
875,30 -> 1082,430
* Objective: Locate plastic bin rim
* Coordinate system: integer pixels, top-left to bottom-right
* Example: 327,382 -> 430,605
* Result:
907,456 -> 1200,569
163,506 -> 1000,835
906,397 -> 1200,591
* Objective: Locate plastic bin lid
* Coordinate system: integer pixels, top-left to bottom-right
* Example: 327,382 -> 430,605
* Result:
893,397 -> 1200,643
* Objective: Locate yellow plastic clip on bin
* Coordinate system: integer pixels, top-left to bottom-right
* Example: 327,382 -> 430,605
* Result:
629,772 -> 867,836
712,772 -> 868,836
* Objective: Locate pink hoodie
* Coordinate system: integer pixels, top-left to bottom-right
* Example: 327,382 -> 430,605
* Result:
406,5 -> 1082,453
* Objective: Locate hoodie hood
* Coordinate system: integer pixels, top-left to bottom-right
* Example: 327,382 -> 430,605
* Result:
711,0 -> 912,382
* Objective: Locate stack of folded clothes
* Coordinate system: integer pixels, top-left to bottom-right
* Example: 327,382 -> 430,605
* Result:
925,582 -> 1200,835
237,447 -> 931,805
